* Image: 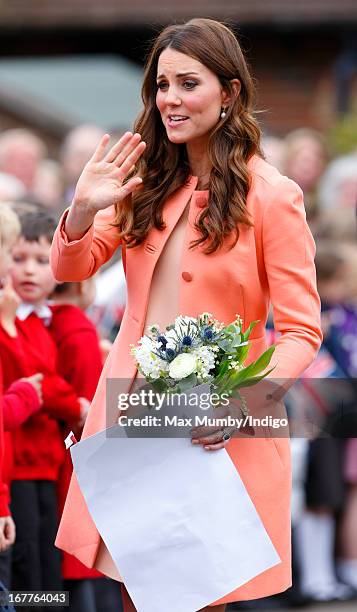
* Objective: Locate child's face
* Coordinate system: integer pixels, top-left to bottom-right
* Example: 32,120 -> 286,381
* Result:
10,236 -> 56,305
318,258 -> 357,305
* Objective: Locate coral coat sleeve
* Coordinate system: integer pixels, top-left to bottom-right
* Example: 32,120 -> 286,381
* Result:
50,205 -> 121,281
263,177 -> 322,382
2,380 -> 40,431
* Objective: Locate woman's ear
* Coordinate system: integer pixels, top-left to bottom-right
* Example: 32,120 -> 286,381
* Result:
221,79 -> 241,106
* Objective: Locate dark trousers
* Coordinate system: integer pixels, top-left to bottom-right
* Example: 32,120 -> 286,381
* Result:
0,549 -> 12,591
64,577 -> 123,612
10,480 -> 62,593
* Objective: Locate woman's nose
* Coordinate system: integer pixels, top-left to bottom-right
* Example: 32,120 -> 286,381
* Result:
164,86 -> 181,106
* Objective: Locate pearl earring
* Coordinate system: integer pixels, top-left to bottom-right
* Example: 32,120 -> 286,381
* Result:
220,108 -> 227,119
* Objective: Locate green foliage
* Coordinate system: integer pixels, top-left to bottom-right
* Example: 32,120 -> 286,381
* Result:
326,111 -> 357,156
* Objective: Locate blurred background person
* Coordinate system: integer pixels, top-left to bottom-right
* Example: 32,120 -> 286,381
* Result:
0,129 -> 47,198
0,173 -> 26,202
32,159 -> 65,214
317,152 -> 357,212
60,125 -> 106,203
261,133 -> 286,173
283,128 -> 330,231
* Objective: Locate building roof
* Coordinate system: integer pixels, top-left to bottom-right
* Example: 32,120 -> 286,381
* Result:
0,55 -> 143,135
0,0 -> 356,26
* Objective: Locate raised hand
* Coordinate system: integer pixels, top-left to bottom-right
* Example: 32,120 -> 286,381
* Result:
65,132 -> 146,241
73,132 -> 146,214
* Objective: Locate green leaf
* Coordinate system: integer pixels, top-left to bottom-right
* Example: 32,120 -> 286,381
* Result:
151,379 -> 170,393
234,343 -> 250,364
216,346 -> 275,393
229,367 -> 276,390
216,360 -> 230,378
242,320 -> 259,342
175,373 -> 198,393
234,346 -> 275,381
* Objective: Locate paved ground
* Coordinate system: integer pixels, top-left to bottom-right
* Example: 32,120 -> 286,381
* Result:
275,605 -> 355,612
228,597 -> 357,611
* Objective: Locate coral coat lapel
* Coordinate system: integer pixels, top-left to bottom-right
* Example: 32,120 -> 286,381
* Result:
124,176 -> 198,332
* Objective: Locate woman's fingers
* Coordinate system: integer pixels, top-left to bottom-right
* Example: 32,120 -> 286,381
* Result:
117,176 -> 143,200
191,425 -> 236,450
90,134 -> 111,163
112,133 -> 143,167
191,429 -> 223,445
105,131 -> 136,163
117,141 -> 146,178
203,440 -> 227,451
190,424 -> 222,438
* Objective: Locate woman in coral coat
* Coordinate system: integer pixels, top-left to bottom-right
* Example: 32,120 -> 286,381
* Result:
50,18 -> 322,612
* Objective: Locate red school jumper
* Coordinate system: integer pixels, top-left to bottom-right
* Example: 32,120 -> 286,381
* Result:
0,362 -> 10,517
0,312 -> 82,486
49,304 -> 103,580
0,364 -> 41,505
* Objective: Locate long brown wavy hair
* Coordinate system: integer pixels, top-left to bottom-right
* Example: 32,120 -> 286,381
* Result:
115,18 -> 263,253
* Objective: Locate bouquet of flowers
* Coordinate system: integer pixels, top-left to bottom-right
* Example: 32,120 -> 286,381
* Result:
131,313 -> 275,412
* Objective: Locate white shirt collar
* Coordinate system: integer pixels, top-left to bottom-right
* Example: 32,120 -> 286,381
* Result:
17,302 -> 52,326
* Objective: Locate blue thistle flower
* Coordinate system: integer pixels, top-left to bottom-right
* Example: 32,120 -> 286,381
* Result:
182,335 -> 193,346
158,335 -> 167,348
166,348 -> 176,361
203,327 -> 214,341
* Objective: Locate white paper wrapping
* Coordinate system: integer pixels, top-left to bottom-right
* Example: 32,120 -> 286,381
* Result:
71,422 -> 281,612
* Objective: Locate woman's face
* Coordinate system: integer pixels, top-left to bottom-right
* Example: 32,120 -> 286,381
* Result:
156,48 -> 227,146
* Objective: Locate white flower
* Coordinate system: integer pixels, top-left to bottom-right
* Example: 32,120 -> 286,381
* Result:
132,335 -> 168,379
164,328 -> 178,351
194,345 -> 217,381
169,353 -> 197,379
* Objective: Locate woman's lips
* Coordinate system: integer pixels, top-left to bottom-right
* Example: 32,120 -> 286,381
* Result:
167,116 -> 189,128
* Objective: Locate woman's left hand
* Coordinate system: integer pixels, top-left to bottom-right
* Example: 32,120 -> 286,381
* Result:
190,423 -> 237,451
190,403 -> 236,451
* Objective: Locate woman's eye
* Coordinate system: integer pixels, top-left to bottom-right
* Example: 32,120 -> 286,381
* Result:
183,80 -> 197,89
157,80 -> 197,91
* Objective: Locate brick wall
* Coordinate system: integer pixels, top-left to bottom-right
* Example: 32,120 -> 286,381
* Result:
0,0 -> 356,27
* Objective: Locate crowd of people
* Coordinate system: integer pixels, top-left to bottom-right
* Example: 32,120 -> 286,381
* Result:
0,123 -> 356,611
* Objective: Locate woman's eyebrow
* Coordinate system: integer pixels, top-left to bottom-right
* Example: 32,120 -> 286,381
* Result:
156,71 -> 200,79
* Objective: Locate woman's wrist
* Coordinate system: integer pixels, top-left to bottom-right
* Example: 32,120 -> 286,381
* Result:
64,201 -> 96,241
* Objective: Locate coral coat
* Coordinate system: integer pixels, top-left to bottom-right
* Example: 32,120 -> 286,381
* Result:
50,155 -> 322,604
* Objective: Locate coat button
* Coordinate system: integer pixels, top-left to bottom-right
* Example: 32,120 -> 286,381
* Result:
196,196 -> 207,208
182,271 -> 193,282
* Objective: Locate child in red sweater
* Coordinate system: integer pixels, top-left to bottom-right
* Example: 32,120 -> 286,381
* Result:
0,204 -> 43,595
0,209 -> 88,594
